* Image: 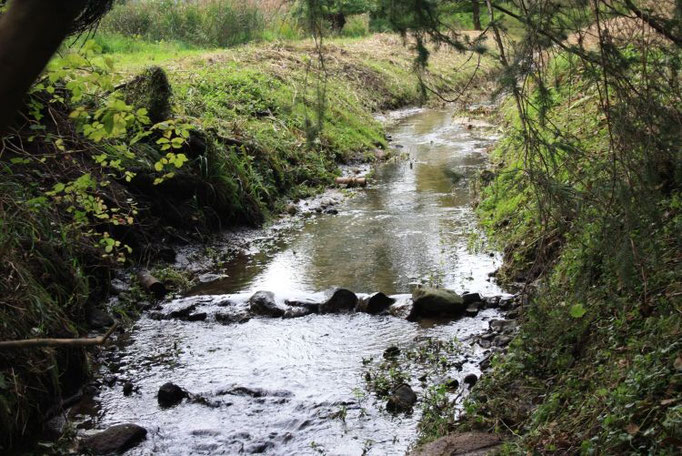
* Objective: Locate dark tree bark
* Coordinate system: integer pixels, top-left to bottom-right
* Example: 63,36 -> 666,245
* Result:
472,0 -> 482,31
0,0 -> 111,133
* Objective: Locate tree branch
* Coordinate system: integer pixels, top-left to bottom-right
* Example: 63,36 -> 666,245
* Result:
0,323 -> 118,349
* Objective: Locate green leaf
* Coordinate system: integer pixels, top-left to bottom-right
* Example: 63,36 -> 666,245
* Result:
570,303 -> 587,319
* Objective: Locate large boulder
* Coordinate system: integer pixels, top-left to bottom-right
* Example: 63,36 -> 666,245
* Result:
248,291 -> 284,317
80,424 -> 147,455
320,289 -> 358,313
407,287 -> 465,321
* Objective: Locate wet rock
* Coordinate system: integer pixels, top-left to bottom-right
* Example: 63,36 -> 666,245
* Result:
215,310 -> 250,324
445,378 -> 459,391
494,335 -> 513,347
158,382 -> 188,408
477,338 -> 492,349
363,292 -> 396,315
87,307 -> 114,330
464,304 -> 480,317
320,288 -> 358,313
123,381 -> 134,396
389,299 -> 413,319
463,374 -> 478,388
507,307 -> 521,319
407,287 -> 465,321
168,303 -> 198,320
480,354 -> 493,371
324,208 -> 339,215
186,312 -> 207,322
409,432 -> 501,456
383,345 -> 401,359
245,441 -> 275,453
80,423 -> 147,455
386,383 -> 417,413
285,299 -> 320,314
498,296 -> 515,310
249,291 -> 285,317
286,203 -> 298,215
462,292 -> 482,305
198,273 -> 228,284
489,319 -> 513,333
483,296 -> 500,309
283,307 -> 314,319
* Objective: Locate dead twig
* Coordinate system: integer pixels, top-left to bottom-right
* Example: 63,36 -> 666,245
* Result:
0,322 -> 118,349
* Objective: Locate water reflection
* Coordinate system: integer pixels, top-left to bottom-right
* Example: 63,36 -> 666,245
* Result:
196,109 -> 501,296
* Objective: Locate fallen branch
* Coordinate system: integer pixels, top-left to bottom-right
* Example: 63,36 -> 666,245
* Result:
0,323 -> 118,350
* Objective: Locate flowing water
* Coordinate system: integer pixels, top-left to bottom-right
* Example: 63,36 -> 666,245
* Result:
89,108 -> 506,455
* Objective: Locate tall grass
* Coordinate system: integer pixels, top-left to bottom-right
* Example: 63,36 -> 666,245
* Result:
100,0 -> 269,48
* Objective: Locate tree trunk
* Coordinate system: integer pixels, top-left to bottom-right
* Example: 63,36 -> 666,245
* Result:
327,12 -> 346,31
472,0 -> 482,31
0,0 -> 89,132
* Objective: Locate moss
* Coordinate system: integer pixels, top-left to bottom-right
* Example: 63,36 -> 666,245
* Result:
123,66 -> 173,123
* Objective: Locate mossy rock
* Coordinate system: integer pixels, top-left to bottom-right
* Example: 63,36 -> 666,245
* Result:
123,66 -> 172,124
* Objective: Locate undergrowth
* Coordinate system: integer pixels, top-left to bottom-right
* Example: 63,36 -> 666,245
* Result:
433,46 -> 682,454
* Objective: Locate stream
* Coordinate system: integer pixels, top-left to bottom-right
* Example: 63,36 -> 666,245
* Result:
87,107 -> 507,455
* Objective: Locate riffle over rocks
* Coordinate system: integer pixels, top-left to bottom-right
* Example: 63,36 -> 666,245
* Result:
149,287 -> 519,326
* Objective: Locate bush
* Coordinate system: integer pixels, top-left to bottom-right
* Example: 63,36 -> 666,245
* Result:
341,13 -> 370,37
100,0 -> 266,48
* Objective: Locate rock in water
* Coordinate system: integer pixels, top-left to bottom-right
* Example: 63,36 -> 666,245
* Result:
80,424 -> 147,455
158,382 -> 188,407
386,383 -> 417,413
320,289 -> 358,313
463,373 -> 478,388
464,304 -> 480,317
407,287 -> 465,321
248,291 -> 285,317
462,292 -> 482,305
364,292 -> 395,314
